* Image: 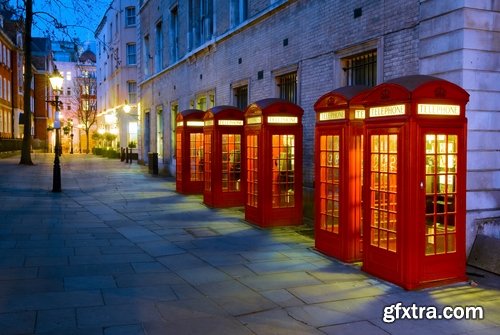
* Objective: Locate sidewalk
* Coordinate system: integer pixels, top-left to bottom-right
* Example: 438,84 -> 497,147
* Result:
0,153 -> 498,335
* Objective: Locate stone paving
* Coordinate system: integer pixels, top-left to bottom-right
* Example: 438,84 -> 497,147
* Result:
0,153 -> 498,335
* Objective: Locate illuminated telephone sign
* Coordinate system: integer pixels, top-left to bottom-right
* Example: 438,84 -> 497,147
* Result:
204,120 -> 214,126
369,104 -> 406,117
177,121 -> 183,127
319,110 -> 345,121
218,120 -> 244,126
354,109 -> 366,119
417,104 -> 460,116
186,121 -> 204,127
267,116 -> 298,124
247,116 -> 262,124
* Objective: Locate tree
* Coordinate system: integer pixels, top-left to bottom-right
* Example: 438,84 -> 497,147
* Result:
70,60 -> 97,153
0,0 -> 107,164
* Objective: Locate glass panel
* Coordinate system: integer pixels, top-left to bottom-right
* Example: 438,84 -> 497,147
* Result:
369,133 -> 397,252
176,133 -> 182,181
447,234 -> 456,252
190,133 -> 204,181
221,134 -> 241,192
246,135 -> 258,207
319,134 -> 340,233
424,133 -> 459,256
204,134 -> 212,191
436,235 -> 446,254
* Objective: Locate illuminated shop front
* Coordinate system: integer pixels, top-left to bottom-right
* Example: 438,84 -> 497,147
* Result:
244,99 -> 303,227
314,86 -> 369,262
175,109 -> 205,194
360,75 -> 469,290
203,106 -> 245,208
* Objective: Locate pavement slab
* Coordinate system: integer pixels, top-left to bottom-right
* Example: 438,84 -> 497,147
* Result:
0,154 -> 498,335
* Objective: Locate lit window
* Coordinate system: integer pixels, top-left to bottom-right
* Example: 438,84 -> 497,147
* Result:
66,72 -> 72,81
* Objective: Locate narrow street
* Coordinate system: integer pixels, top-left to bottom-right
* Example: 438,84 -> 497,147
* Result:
0,154 -> 498,335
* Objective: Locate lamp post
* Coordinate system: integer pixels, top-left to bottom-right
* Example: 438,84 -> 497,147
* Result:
49,68 -> 64,193
69,118 -> 74,154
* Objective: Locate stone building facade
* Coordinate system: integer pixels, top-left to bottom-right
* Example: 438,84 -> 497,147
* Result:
95,0 -> 139,150
136,0 -> 500,253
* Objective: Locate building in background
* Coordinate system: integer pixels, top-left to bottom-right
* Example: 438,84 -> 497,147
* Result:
31,37 -> 55,152
135,0 -> 499,254
95,0 -> 139,152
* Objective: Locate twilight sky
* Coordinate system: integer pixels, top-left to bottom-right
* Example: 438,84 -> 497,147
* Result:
31,0 -> 109,47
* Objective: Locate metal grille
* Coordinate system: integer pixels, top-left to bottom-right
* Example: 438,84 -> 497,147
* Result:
234,85 -> 248,110
344,51 -> 377,87
277,72 -> 297,104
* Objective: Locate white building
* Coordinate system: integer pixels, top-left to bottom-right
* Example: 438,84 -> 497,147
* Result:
95,0 -> 139,151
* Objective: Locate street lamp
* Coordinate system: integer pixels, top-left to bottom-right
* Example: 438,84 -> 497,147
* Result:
49,68 -> 64,193
68,119 -> 74,154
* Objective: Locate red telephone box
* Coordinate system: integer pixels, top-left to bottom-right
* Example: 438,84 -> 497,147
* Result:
244,98 -> 303,227
361,75 -> 469,290
314,86 -> 369,262
203,106 -> 245,208
176,109 -> 205,194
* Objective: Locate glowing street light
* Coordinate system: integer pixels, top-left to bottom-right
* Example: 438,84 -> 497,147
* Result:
49,68 -> 64,193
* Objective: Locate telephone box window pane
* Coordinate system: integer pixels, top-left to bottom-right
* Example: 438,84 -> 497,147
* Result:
246,135 -> 258,207
176,133 -> 182,181
319,135 -> 340,233
190,133 -> 204,181
369,134 -> 397,252
204,134 -> 212,191
222,134 -> 241,192
272,134 -> 295,208
424,134 -> 458,255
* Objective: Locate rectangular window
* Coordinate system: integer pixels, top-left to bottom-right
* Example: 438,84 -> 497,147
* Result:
272,135 -> 295,208
425,134 -> 458,255
126,6 -> 136,26
246,134 -> 258,207
170,6 -> 179,62
171,102 -> 179,156
190,133 -> 204,181
277,72 -> 297,104
230,0 -> 247,27
222,134 -> 241,192
188,0 -> 214,49
126,43 -> 136,65
155,21 -> 163,73
370,133 -> 398,252
204,133 -> 212,191
127,81 -> 137,104
234,85 -> 248,110
143,35 -> 150,76
343,50 -> 377,87
319,134 -> 341,234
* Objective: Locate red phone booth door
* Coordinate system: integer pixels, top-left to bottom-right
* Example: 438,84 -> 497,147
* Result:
204,132 -> 212,193
364,130 -> 400,282
318,132 -> 341,236
421,131 -> 464,281
222,134 -> 242,193
190,133 -> 204,182
271,134 -> 296,208
176,132 -> 182,184
246,133 -> 259,209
